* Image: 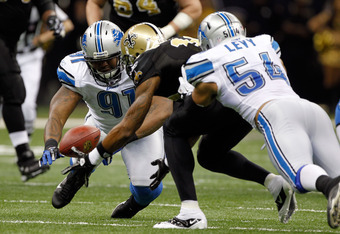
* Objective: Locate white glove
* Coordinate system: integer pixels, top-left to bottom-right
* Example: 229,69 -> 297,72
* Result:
178,76 -> 194,97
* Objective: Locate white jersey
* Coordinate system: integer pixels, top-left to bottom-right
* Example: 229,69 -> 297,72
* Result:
184,34 -> 299,127
57,51 -> 135,134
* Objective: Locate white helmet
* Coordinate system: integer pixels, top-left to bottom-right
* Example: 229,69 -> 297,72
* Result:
198,11 -> 246,51
81,20 -> 124,86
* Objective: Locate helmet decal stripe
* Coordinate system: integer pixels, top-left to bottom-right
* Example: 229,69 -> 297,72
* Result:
218,12 -> 235,37
95,21 -> 103,53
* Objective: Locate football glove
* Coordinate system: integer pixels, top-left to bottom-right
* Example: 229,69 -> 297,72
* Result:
149,157 -> 169,190
40,139 -> 64,166
47,15 -> 65,38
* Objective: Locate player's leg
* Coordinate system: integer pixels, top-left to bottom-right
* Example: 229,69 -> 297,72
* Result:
197,106 -> 296,223
257,99 -> 340,228
153,96 -> 213,229
17,49 -> 44,137
111,127 -> 164,218
0,40 -> 49,181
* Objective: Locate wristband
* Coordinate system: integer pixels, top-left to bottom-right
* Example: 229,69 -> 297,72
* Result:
96,141 -> 112,158
173,12 -> 193,30
45,138 -> 58,150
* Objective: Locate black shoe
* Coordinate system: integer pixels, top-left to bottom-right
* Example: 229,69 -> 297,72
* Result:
111,195 -> 147,218
52,156 -> 94,209
17,150 -> 50,182
327,182 -> 340,229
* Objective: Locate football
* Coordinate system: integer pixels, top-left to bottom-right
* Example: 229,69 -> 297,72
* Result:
59,125 -> 100,157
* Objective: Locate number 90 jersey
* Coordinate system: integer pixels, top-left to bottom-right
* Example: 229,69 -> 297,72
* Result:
57,51 -> 136,134
183,34 -> 299,128
130,36 -> 201,98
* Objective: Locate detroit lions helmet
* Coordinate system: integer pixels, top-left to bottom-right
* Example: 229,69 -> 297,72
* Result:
81,20 -> 124,86
121,22 -> 165,75
198,11 -> 246,51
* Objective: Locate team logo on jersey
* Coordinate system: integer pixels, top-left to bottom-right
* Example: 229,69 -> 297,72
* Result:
112,28 -> 123,47
123,33 -> 137,48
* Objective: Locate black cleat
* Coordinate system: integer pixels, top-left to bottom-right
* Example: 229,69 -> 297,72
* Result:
327,182 -> 340,229
52,156 -> 94,209
111,195 -> 147,218
17,150 -> 49,182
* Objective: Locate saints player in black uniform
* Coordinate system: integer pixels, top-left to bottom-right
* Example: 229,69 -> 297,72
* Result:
86,0 -> 202,39
49,22 -> 296,228
0,0 -> 64,181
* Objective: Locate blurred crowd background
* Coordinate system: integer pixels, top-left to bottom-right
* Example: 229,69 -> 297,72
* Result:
39,0 -> 339,114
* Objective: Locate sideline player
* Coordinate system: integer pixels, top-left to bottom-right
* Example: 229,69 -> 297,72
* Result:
16,4 -> 73,138
86,0 -> 202,39
176,11 -> 340,229
40,21 -> 169,218
0,0 -> 64,181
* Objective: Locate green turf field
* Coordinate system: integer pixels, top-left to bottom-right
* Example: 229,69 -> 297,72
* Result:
0,106 -> 338,233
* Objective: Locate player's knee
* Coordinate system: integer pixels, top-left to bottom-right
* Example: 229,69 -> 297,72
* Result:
197,149 -> 212,170
2,73 -> 26,105
129,182 -> 162,206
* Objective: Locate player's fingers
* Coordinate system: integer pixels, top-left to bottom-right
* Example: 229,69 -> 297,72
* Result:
48,154 -> 53,165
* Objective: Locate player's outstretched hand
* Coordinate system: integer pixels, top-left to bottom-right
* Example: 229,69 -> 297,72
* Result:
39,139 -> 64,166
149,158 -> 169,190
47,15 -> 65,38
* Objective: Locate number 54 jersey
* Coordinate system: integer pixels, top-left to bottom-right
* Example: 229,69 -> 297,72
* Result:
184,34 -> 299,128
57,51 -> 136,134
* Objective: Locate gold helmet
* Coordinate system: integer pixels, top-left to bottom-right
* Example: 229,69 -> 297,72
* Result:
121,22 -> 165,74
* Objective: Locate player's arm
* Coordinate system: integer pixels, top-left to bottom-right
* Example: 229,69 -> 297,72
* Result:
86,0 -> 107,25
40,86 -> 82,166
100,76 -> 160,154
44,86 -> 82,142
135,96 -> 173,139
34,18 -> 74,48
161,0 -> 202,39
191,82 -> 218,107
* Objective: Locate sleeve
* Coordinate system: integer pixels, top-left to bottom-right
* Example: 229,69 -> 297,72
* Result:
183,56 -> 214,87
55,4 -> 69,22
33,0 -> 55,16
56,56 -> 80,94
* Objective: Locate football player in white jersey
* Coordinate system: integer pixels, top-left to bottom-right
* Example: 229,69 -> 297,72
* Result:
180,11 -> 340,229
39,20 -> 169,218
16,4 -> 73,137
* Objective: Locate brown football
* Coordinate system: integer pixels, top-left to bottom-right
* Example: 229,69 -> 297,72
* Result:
59,125 -> 100,157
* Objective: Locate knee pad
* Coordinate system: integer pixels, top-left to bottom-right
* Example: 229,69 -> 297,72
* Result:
295,166 -> 309,193
129,182 -> 162,206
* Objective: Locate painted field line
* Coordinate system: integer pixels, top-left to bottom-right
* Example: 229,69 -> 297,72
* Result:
0,118 -> 84,130
230,227 -> 335,233
0,220 -> 142,227
1,199 -> 325,213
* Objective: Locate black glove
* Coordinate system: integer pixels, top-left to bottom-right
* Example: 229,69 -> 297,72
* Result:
149,158 -> 169,190
46,15 -> 65,38
39,139 -> 63,166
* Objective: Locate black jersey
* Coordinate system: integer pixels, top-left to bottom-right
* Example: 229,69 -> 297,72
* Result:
108,0 -> 178,32
130,37 -> 201,98
0,0 -> 54,50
